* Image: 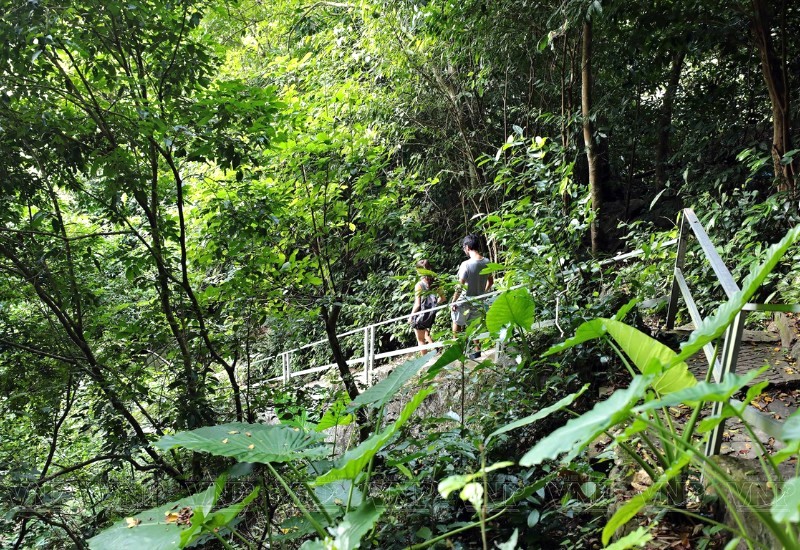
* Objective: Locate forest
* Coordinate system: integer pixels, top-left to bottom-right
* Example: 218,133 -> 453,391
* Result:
1,0 -> 799,548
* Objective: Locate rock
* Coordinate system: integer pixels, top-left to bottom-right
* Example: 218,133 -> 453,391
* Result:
704,455 -> 782,549
791,341 -> 800,363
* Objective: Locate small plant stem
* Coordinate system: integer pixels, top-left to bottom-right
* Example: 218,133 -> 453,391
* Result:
265,462 -> 328,539
480,445 -> 488,550
682,344 -> 720,444
346,477 -> 356,514
230,527 -> 255,549
607,340 -> 637,378
616,439 -> 660,483
404,510 -> 506,550
203,526 -> 237,550
638,428 -> 671,471
648,419 -> 798,549
731,408 -> 781,488
287,462 -> 334,525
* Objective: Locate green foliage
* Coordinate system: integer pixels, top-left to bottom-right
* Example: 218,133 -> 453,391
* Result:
155,422 -> 328,463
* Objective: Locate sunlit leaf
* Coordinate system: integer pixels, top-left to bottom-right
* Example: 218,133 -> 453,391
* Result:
155,422 -> 327,463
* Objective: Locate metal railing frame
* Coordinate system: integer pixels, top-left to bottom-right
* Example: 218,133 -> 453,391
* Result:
665,208 -> 800,456
242,237 -> 678,389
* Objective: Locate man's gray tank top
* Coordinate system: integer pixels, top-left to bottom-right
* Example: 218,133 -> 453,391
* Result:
457,258 -> 490,297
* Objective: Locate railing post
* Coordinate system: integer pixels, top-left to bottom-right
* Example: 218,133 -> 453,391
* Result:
363,327 -> 369,385
282,352 -> 291,384
705,311 -> 746,456
666,212 -> 689,330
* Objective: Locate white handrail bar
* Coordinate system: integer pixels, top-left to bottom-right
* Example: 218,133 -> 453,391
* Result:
246,238 -> 678,370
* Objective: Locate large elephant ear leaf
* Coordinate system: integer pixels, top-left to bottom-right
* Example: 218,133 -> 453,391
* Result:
88,484 -> 219,550
314,388 -> 433,486
602,319 -> 696,395
351,352 -> 435,410
541,319 -> 607,357
155,422 -> 327,463
675,224 -> 800,363
519,376 -> 651,467
485,287 -> 535,334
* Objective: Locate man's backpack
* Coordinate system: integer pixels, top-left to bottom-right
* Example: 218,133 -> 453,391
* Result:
412,289 -> 438,329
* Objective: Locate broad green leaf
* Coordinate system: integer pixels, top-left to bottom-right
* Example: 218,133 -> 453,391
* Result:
351,352 -> 435,410
486,385 -> 589,443
315,480 -> 363,514
603,319 -> 696,395
420,344 -> 464,382
771,476 -> 800,523
541,319 -> 606,357
316,394 -> 354,432
300,500 -> 384,550
675,225 -> 800,363
206,485 -> 260,528
602,452 -> 691,545
520,376 -> 651,467
314,388 -> 433,486
604,526 -> 653,550
634,367 -> 768,412
155,422 -> 327,463
613,298 -> 640,322
88,484 -> 218,550
782,410 -> 800,441
485,287 -> 535,334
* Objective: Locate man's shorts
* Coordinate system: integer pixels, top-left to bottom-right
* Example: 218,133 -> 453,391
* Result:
451,300 -> 482,327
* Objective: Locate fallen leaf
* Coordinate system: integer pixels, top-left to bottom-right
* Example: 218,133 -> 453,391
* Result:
126,517 -> 141,528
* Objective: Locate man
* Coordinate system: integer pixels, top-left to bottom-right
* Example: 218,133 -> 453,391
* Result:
451,234 -> 493,358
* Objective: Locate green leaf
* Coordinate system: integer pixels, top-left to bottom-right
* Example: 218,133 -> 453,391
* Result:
314,388 -> 433,486
635,367 -> 768,412
782,410 -> 800,441
602,319 -> 696,395
88,484 -> 219,550
602,452 -> 691,545
675,225 -> 800,363
300,500 -> 384,550
519,376 -> 651,467
771,476 -> 800,523
541,319 -> 606,357
420,344 -> 464,382
315,480 -> 363,514
155,422 -> 327,463
603,527 -> 653,550
316,394 -> 354,431
351,352 -> 435,410
485,288 -> 535,334
486,385 -> 588,443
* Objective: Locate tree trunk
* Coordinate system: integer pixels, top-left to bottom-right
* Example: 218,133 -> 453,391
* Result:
655,50 -> 686,190
581,19 -> 602,254
321,304 -> 371,442
751,0 -> 795,193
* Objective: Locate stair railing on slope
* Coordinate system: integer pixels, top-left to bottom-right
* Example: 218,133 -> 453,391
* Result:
665,207 -> 800,456
243,238 -> 678,390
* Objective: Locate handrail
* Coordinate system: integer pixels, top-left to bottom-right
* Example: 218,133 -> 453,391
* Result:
243,237 -> 678,387
665,208 -> 795,456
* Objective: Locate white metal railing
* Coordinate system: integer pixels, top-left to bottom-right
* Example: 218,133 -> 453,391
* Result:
242,237 -> 679,388
665,208 -> 800,456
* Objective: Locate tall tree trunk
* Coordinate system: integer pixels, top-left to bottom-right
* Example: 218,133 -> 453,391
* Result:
581,19 -> 602,254
321,304 -> 370,442
751,0 -> 795,193
655,50 -> 686,190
